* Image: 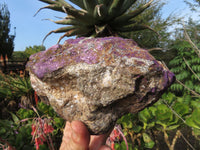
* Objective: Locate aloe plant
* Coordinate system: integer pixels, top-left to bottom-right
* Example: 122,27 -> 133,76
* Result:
0,73 -> 34,109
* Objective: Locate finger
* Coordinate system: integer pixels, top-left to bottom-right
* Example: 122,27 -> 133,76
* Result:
89,132 -> 111,150
99,145 -> 112,150
60,121 -> 72,150
60,121 -> 90,150
70,120 -> 90,149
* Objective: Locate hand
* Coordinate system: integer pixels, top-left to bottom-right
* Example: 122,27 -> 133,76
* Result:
59,121 -> 111,150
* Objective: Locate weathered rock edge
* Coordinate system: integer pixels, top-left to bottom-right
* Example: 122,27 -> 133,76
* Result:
26,37 -> 175,134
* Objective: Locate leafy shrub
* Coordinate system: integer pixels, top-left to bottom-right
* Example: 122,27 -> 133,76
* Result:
115,92 -> 200,149
0,102 -> 65,150
0,73 -> 33,101
169,40 -> 200,95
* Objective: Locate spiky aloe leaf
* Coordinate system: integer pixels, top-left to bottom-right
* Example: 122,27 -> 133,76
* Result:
119,0 -> 137,16
38,0 -> 56,5
108,0 -> 124,18
46,25 -> 94,43
57,0 -> 71,6
110,20 -> 136,28
34,4 -> 63,16
113,0 -> 153,24
37,0 -> 74,13
97,0 -> 111,6
43,26 -> 76,43
114,24 -> 158,37
60,26 -> 93,39
68,0 -> 85,10
57,26 -> 93,42
37,0 -> 156,41
93,4 -> 108,21
38,0 -> 88,20
37,2 -> 96,26
114,24 -> 156,33
45,17 -> 87,26
83,0 -> 97,14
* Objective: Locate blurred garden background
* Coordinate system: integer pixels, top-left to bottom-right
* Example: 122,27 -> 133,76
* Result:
1,0 -> 200,150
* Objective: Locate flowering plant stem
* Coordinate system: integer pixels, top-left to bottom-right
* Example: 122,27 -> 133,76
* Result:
31,105 -> 55,150
115,125 -> 129,150
0,137 -> 16,150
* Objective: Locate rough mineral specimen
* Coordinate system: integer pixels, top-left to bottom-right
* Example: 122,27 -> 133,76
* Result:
26,37 -> 175,134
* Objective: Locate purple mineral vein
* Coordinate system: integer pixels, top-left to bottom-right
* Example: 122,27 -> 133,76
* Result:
66,37 -> 84,44
27,37 -> 162,79
47,44 -> 61,51
162,71 -> 175,88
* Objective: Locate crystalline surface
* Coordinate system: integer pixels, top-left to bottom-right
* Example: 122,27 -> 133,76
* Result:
26,37 -> 175,134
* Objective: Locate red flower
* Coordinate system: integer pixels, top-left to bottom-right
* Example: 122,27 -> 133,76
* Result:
111,142 -> 115,150
113,128 -> 121,140
31,124 -> 36,136
39,134 -> 46,142
110,128 -> 121,142
44,123 -> 54,134
31,118 -> 55,150
48,124 -> 54,133
35,137 -> 44,150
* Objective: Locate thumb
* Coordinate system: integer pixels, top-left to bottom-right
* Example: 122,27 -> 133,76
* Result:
60,121 -> 90,150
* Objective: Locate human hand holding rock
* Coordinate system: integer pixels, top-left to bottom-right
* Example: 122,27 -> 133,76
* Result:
60,121 -> 111,150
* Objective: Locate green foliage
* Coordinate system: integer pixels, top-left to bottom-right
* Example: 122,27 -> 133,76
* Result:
186,109 -> 200,130
184,0 -> 200,12
0,3 -> 15,59
11,51 -> 29,61
185,108 -> 200,140
115,141 -> 133,150
169,39 -> 200,94
0,102 -> 65,149
11,45 -> 45,61
37,0 -> 155,41
155,104 -> 178,129
118,113 -> 136,130
0,73 -> 33,101
11,45 -> 46,61
122,0 -> 176,50
142,133 -> 155,149
17,108 -> 35,120
116,92 -> 200,149
37,101 -> 56,117
0,113 -> 33,150
0,74 -> 64,149
24,45 -> 45,58
138,108 -> 155,129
